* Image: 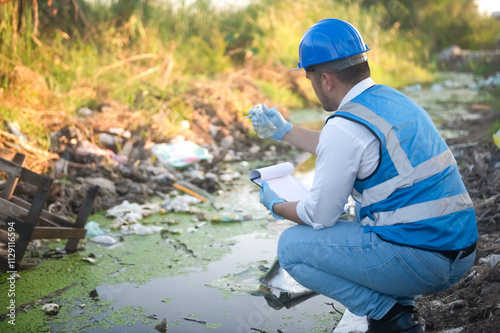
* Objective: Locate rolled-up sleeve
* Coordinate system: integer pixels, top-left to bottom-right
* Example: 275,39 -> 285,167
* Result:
296,117 -> 378,229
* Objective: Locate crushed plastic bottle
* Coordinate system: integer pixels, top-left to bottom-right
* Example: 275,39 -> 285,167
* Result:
251,104 -> 277,138
494,129 -> 500,150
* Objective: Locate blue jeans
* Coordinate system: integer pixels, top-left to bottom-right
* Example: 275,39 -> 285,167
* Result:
277,220 -> 475,320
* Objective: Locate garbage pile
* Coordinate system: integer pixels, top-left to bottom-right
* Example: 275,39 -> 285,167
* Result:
437,45 -> 500,72
3,98 -> 293,222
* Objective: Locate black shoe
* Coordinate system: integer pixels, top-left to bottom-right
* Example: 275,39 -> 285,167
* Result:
405,306 -> 426,332
366,307 -> 423,333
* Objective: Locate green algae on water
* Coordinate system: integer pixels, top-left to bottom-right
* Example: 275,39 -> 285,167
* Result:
0,204 -> 272,331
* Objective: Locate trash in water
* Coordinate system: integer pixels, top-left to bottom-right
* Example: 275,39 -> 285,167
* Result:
90,235 -> 118,245
151,141 -> 213,168
42,303 -> 60,315
207,259 -> 316,310
110,216 -> 129,230
81,257 -> 97,264
106,200 -> 162,223
162,195 -> 201,213
196,212 -> 252,223
259,257 -> 316,309
84,221 -> 109,238
126,223 -> 164,235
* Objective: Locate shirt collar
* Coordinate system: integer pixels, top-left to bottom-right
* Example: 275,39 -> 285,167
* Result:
337,77 -> 376,110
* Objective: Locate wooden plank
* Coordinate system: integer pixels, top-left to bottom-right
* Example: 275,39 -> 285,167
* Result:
65,186 -> 98,252
11,184 -> 49,265
0,157 -> 22,178
0,197 -> 62,228
0,228 -> 18,243
0,149 -> 16,160
9,196 -> 75,227
19,168 -> 52,191
31,227 -> 86,240
0,153 -> 26,200
0,255 -> 11,272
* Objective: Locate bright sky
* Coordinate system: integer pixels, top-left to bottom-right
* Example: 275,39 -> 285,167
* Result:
477,0 -> 500,15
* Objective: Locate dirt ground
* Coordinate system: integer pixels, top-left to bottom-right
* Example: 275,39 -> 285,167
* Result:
415,107 -> 500,333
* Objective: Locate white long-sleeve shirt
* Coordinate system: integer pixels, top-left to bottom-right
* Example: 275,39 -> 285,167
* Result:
296,78 -> 380,229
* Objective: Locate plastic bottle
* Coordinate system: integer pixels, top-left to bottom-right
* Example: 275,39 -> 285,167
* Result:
493,129 -> 500,150
252,104 -> 277,138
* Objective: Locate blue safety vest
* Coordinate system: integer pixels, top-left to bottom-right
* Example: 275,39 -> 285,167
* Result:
328,84 -> 478,251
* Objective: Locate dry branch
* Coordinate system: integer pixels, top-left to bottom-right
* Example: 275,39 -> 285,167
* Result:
32,0 -> 39,36
94,53 -> 161,78
126,65 -> 161,83
0,130 -> 57,159
0,129 -> 59,174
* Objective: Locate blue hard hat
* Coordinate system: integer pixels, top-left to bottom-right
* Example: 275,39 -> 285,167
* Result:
293,18 -> 370,71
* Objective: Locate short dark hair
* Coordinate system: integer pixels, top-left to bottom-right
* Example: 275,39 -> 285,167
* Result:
309,61 -> 371,87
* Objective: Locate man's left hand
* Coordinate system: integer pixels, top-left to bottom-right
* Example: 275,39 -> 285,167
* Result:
260,181 -> 285,219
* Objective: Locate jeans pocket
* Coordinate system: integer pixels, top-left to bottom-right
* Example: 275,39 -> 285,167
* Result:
362,254 -> 442,297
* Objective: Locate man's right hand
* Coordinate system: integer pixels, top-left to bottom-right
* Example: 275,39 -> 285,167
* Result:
249,104 -> 292,142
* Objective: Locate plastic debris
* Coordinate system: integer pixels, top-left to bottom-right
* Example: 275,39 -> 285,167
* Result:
42,303 -> 60,315
78,107 -> 93,116
209,215 -> 248,222
84,221 -> 109,238
162,195 -> 201,213
77,177 -> 115,193
260,258 -> 313,297
479,254 -> 500,269
127,223 -> 163,235
106,200 -> 162,223
151,141 -> 213,168
493,129 -> 500,150
98,133 -> 120,147
173,180 -> 215,203
219,172 -> 241,182
90,235 -> 117,245
82,257 -> 97,264
110,216 -> 129,229
6,121 -> 28,142
197,212 -> 252,223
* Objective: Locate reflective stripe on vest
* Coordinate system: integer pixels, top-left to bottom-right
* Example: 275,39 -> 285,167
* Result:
361,192 -> 473,226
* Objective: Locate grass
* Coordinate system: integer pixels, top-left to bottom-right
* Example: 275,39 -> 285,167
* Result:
0,0 -> 499,150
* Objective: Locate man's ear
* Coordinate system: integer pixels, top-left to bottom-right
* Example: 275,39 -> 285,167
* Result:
321,72 -> 336,92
